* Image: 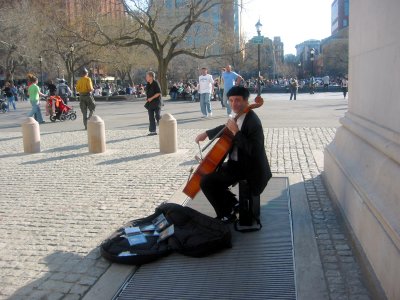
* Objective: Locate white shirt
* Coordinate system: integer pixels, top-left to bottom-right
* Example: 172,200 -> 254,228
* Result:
229,113 -> 246,161
198,74 -> 214,94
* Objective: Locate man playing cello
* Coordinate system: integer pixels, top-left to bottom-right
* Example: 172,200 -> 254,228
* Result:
194,86 -> 272,223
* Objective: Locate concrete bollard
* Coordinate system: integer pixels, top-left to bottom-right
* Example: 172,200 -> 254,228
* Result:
159,113 -> 177,153
22,117 -> 40,153
87,115 -> 106,153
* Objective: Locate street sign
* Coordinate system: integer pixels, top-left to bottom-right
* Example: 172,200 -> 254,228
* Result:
252,36 -> 264,45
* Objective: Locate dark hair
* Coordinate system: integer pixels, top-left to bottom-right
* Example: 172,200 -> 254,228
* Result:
226,86 -> 250,100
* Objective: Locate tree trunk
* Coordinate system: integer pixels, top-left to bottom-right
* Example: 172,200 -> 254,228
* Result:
127,72 -> 134,87
157,59 -> 169,96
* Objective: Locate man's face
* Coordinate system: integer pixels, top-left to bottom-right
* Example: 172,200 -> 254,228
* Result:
226,65 -> 232,72
229,95 -> 248,114
201,68 -> 207,75
146,74 -> 152,82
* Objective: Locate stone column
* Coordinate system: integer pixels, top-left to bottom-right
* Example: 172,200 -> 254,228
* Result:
159,113 -> 177,154
324,1 -> 400,299
87,115 -> 106,153
22,117 -> 40,153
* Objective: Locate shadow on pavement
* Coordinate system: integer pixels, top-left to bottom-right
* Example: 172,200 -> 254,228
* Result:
107,135 -> 148,144
43,144 -> 87,153
9,249 -> 108,299
97,152 -> 160,165
0,152 -> 28,159
21,152 -> 89,165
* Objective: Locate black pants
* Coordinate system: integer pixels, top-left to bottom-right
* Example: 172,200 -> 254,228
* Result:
200,161 -> 245,218
342,87 -> 348,98
290,88 -> 297,100
148,106 -> 161,132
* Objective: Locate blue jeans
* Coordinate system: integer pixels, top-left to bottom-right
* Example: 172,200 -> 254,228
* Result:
219,89 -> 225,107
223,92 -> 232,115
170,92 -> 177,100
7,96 -> 16,111
28,102 -> 44,123
199,93 -> 212,116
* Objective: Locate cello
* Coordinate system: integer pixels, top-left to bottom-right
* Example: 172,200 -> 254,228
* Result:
182,94 -> 264,199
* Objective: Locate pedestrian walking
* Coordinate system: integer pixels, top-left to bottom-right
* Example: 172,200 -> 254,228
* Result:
2,82 -> 16,111
197,67 -> 214,118
309,76 -> 315,94
144,71 -> 162,136
56,79 -> 72,104
289,77 -> 298,100
76,68 -> 96,130
341,76 -> 348,99
27,75 -> 46,123
222,65 -> 243,117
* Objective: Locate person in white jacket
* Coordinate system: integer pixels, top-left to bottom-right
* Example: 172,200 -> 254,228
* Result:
197,67 -> 214,118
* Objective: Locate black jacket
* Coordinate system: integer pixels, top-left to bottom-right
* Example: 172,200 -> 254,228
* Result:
206,110 -> 272,195
146,80 -> 162,109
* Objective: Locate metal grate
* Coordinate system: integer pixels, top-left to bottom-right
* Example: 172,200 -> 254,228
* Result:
114,177 -> 296,300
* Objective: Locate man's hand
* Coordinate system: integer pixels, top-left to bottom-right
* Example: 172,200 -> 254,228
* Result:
226,118 -> 239,136
195,132 -> 208,144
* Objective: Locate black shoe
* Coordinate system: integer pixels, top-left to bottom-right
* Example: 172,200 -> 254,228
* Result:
147,132 -> 157,136
39,121 -> 45,124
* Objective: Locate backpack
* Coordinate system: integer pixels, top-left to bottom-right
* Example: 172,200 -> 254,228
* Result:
100,203 -> 232,265
57,85 -> 70,98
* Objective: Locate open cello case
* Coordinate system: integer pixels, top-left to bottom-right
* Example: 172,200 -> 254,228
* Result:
100,202 -> 232,265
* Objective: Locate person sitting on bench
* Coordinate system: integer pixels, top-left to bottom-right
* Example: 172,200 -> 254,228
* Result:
195,86 -> 272,223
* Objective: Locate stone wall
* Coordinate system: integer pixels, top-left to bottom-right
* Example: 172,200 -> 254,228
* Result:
324,0 -> 400,299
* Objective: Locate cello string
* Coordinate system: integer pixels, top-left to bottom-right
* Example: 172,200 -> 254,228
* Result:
197,142 -> 203,160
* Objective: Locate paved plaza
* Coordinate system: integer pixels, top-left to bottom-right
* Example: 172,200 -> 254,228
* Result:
0,93 -> 378,299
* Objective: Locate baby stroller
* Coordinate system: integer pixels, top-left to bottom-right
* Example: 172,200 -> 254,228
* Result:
46,96 -> 77,122
0,97 -> 8,113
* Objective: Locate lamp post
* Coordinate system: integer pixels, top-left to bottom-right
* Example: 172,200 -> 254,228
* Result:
255,19 -> 263,96
39,56 -> 43,92
272,44 -> 276,80
70,44 -> 75,97
93,64 -> 96,85
310,48 -> 315,77
298,62 -> 302,79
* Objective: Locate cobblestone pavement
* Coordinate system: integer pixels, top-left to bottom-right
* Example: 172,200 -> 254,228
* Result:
0,126 -> 374,299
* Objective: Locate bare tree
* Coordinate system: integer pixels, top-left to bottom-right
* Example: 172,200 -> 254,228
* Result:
322,40 -> 348,76
69,0 -> 240,95
0,2 -> 32,82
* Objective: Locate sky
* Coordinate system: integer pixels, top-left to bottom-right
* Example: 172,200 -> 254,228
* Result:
241,0 -> 333,55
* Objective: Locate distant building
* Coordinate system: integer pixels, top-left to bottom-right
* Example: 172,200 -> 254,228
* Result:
273,37 -> 284,64
331,0 -> 349,34
244,35 -> 284,79
295,40 -> 321,61
65,0 -> 124,21
164,0 -> 243,55
29,0 -> 126,21
295,40 -> 321,77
